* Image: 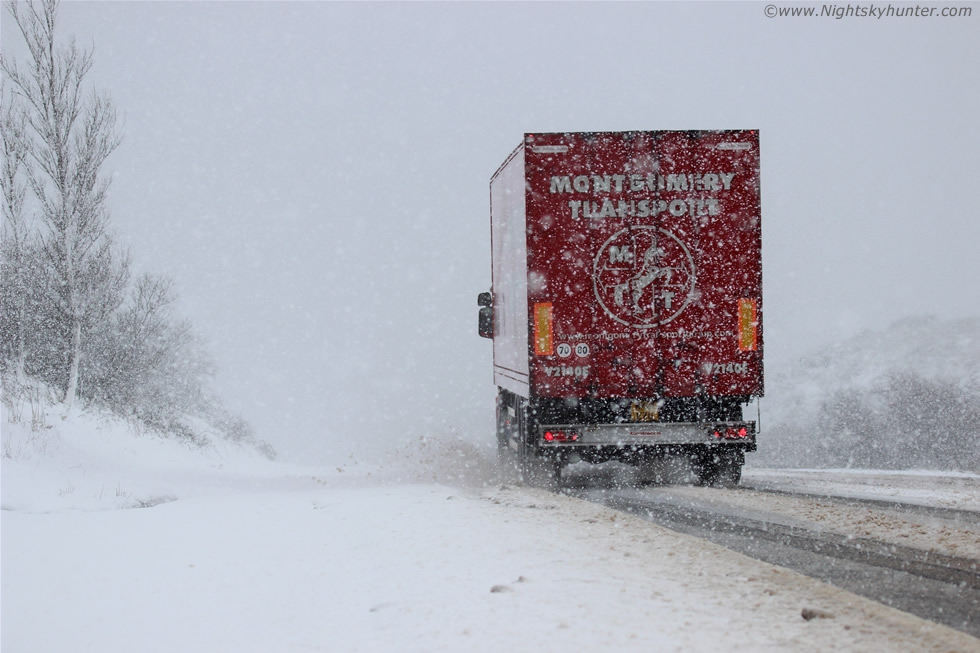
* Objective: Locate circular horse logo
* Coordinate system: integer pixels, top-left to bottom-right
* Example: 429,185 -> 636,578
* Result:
593,226 -> 696,328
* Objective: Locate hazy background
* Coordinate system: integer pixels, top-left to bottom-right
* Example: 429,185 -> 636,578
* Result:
3,1 -> 978,462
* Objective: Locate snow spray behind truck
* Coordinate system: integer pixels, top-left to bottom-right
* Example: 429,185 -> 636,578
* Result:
478,131 -> 762,486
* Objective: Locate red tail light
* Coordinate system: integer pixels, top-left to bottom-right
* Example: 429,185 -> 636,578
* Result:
715,426 -> 750,439
542,430 -> 578,443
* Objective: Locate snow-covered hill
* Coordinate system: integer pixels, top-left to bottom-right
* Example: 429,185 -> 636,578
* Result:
754,316 -> 980,471
0,398 -> 290,512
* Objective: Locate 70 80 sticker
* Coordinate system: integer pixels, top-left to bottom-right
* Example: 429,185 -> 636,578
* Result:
556,342 -> 590,358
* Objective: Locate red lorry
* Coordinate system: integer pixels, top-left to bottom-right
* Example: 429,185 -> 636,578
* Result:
478,130 -> 762,487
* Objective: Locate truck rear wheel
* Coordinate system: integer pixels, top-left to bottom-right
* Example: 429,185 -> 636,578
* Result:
695,451 -> 743,488
637,456 -> 669,486
495,393 -> 520,479
714,456 -> 742,488
496,434 -> 519,479
519,440 -> 562,489
638,453 -> 692,486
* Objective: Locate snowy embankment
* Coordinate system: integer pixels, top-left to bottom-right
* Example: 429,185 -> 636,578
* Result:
755,315 -> 980,471
2,406 -> 977,652
744,468 -> 980,512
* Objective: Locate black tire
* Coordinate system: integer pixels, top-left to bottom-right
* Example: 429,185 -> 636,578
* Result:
526,454 -> 562,489
637,453 -> 689,486
497,439 -> 519,480
505,394 -> 562,490
693,458 -> 718,487
713,454 -> 743,488
495,393 -> 520,479
495,395 -> 509,456
696,451 -> 743,488
636,460 -> 665,486
518,439 -> 561,489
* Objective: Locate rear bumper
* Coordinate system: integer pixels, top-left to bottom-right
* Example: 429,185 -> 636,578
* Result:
538,421 -> 756,449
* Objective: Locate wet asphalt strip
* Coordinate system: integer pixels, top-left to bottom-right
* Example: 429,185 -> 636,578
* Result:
570,488 -> 980,639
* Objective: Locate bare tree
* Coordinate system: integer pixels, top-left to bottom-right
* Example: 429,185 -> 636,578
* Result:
1,2 -> 269,456
87,273 -> 186,406
0,80 -> 33,385
1,0 -> 128,406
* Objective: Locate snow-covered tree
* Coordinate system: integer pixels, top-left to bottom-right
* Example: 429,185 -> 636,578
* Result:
0,80 -> 33,385
1,2 -> 271,457
1,0 -> 129,406
83,273 -> 213,422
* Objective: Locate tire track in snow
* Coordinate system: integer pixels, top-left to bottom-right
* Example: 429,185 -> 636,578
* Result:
569,485 -> 980,638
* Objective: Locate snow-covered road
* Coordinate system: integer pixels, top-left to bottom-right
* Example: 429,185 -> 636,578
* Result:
591,477 -> 980,561
6,482 -> 979,653
742,468 -> 980,513
572,471 -> 979,637
2,410 -> 978,652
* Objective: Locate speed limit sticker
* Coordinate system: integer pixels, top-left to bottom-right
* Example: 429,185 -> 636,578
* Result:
574,343 -> 590,358
556,343 -> 572,358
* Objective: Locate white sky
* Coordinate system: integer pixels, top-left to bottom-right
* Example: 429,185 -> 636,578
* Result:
3,1 -> 978,461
